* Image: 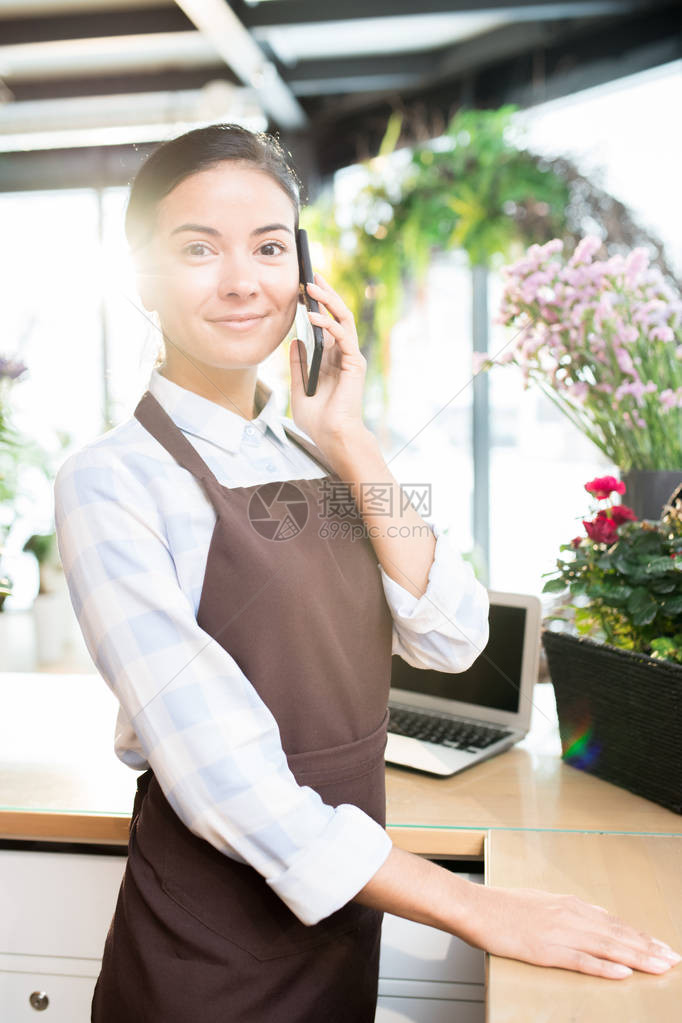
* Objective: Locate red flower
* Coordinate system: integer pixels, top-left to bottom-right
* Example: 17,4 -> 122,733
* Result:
570,536 -> 583,548
609,504 -> 637,526
585,476 -> 626,500
583,511 -> 619,545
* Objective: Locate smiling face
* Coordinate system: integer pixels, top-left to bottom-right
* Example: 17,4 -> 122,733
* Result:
138,161 -> 300,379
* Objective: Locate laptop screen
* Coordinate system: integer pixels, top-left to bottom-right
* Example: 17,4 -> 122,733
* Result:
390,603 -> 525,714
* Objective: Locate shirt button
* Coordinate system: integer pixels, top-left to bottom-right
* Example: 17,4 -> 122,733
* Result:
266,463 -> 276,471
245,425 -> 255,436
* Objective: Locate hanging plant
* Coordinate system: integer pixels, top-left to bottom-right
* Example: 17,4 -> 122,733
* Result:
302,104 -> 676,411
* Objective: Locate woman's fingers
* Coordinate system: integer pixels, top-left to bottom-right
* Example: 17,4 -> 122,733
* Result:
475,886 -> 681,981
583,902 -> 680,963
307,274 -> 353,325
559,898 -> 681,974
569,927 -> 679,975
547,947 -> 634,980
308,309 -> 366,366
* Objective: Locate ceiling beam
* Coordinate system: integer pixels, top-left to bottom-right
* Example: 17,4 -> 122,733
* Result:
286,19 -> 563,97
235,0 -> 658,28
173,0 -> 307,128
0,6 -> 190,46
7,67 -> 231,103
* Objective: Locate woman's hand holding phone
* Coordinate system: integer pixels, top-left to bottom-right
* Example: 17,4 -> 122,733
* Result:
289,271 -> 372,461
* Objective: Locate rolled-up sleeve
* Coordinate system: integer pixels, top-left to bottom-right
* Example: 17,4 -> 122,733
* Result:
54,451 -> 392,926
378,520 -> 490,673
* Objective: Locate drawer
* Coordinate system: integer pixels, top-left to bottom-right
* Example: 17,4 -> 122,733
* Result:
0,850 -> 125,959
376,996 -> 485,1023
379,872 -> 485,984
0,967 -> 97,1022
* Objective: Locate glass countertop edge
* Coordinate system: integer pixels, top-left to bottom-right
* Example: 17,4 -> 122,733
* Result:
386,824 -> 682,836
1,807 -> 680,837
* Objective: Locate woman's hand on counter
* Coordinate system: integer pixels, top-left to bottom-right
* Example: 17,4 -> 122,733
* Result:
464,882 -> 681,980
353,846 -> 682,980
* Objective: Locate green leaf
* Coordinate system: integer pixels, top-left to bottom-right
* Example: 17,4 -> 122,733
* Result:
542,577 -> 567,593
661,594 -> 682,616
649,578 -> 677,594
645,557 -> 676,576
612,550 -> 635,574
626,587 -> 658,626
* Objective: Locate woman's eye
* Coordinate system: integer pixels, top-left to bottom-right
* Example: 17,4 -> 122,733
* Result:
259,241 -> 286,257
184,242 -> 213,257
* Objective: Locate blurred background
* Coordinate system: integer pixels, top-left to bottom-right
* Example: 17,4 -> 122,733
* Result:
0,0 -> 680,671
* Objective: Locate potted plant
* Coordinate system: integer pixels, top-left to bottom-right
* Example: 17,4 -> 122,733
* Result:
541,476 -> 682,814
22,529 -> 68,664
0,528 -> 12,612
0,353 -> 29,611
476,236 -> 682,519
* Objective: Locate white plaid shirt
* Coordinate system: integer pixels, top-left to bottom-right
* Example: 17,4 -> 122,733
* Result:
54,368 -> 489,925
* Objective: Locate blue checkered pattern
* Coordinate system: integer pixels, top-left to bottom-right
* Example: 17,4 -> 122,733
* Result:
54,368 -> 489,925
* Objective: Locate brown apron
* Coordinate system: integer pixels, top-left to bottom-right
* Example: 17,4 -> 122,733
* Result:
91,390 -> 394,1022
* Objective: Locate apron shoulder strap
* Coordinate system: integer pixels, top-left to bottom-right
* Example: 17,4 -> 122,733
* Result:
282,423 -> 337,477
134,391 -> 222,491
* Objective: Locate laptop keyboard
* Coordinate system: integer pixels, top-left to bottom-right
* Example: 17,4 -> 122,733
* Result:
388,706 -> 512,751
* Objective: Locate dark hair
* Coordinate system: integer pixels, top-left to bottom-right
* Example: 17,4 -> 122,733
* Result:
125,122 -> 302,256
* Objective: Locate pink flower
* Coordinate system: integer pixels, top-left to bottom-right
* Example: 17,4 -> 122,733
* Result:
605,254 -> 626,276
614,379 -> 651,408
617,324 -> 639,345
624,247 -> 649,287
649,325 -> 674,342
585,476 -> 626,500
584,511 -> 619,545
568,381 -> 589,403
472,352 -> 490,374
608,504 -> 637,528
570,236 -> 602,265
615,347 -> 635,376
660,387 -> 682,410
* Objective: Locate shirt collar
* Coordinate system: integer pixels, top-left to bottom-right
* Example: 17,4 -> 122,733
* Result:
147,368 -> 288,452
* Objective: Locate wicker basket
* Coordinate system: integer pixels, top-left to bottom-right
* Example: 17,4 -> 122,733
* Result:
541,630 -> 682,815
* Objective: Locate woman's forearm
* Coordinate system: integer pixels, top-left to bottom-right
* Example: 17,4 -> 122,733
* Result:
325,427 -> 437,600
352,845 -> 480,933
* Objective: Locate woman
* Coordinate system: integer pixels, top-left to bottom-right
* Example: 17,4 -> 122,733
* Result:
54,123 -> 679,1022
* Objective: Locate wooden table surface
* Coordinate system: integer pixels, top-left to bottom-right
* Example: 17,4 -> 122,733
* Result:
1,672 -> 680,1020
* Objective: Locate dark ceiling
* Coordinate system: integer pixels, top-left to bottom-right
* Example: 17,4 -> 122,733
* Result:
0,0 -> 680,195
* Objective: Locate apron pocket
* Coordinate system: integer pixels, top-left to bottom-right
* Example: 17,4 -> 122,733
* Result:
160,832 -> 376,962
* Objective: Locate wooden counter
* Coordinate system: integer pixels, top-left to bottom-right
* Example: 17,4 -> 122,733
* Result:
1,672 -> 681,1020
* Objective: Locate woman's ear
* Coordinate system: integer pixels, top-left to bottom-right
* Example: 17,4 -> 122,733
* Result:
137,273 -> 158,313
132,243 -> 160,312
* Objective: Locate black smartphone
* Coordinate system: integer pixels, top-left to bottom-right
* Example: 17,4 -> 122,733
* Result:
296,228 -> 324,396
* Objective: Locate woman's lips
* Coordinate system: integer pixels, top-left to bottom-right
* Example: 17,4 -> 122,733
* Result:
209,315 -> 265,331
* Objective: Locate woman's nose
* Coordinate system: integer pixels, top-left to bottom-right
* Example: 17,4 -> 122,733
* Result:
217,254 -> 259,299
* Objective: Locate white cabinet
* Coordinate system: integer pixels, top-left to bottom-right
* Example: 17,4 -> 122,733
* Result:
0,848 -> 126,1020
377,870 -> 485,1023
0,960 -> 102,1022
376,998 -> 484,1023
1,848 -> 484,1022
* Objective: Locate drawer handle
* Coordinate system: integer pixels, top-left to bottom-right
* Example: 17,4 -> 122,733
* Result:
29,991 -> 49,1011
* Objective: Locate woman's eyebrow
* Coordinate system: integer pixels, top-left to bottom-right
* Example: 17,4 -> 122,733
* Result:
252,222 -> 294,237
169,222 -> 293,237
170,223 -> 220,237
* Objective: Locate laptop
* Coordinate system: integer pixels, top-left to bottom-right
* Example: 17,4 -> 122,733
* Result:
385,590 -> 541,777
